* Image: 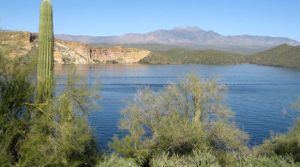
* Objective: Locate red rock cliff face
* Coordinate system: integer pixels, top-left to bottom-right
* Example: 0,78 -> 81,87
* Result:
0,32 -> 151,64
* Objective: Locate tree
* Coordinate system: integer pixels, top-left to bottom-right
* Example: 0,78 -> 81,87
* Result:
110,74 -> 248,165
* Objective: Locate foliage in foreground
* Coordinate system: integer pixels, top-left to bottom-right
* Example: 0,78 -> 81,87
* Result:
97,154 -> 138,167
110,74 -> 249,166
257,119 -> 300,162
96,150 -> 298,167
109,73 -> 300,166
0,53 -> 98,166
151,150 -> 298,167
1,51 -> 299,166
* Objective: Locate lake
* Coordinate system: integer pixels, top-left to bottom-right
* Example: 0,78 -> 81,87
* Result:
55,64 -> 300,150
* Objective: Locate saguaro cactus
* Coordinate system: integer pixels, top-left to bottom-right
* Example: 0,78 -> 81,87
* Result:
37,0 -> 54,102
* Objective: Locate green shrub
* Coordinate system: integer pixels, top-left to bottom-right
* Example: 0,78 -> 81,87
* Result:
151,151 -> 297,167
0,53 -> 35,166
0,53 -> 99,166
151,150 -> 220,167
257,119 -> 300,162
97,154 -> 138,167
232,154 -> 297,167
110,74 -> 248,165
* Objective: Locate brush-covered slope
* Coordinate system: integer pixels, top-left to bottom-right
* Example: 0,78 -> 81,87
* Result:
249,44 -> 300,68
140,48 -> 245,64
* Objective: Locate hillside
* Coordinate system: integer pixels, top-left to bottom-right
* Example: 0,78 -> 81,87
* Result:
2,32 -> 300,68
140,48 -> 245,65
57,27 -> 299,54
249,44 -> 300,68
0,32 -> 151,64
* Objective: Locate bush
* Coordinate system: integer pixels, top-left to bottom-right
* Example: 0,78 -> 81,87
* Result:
0,53 -> 99,166
0,53 -> 35,165
232,154 -> 297,167
110,73 -> 248,165
97,154 -> 138,167
151,150 -> 220,167
151,150 -> 298,167
257,119 -> 300,162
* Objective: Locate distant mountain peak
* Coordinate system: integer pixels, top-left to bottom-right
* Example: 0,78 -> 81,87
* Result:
171,26 -> 203,32
56,27 -> 299,54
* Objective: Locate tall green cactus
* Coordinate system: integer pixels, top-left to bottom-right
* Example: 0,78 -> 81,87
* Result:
37,0 -> 54,102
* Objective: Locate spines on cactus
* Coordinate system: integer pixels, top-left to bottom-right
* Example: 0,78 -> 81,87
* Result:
37,0 -> 54,102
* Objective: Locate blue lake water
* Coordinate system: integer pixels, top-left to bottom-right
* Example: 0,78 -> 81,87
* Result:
55,64 -> 300,150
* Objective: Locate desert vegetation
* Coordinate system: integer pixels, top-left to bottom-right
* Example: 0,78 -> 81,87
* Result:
249,44 -> 300,68
1,0 -> 299,166
1,44 -> 300,166
139,46 -> 300,69
139,48 -> 245,65
0,51 -> 99,166
106,74 -> 300,167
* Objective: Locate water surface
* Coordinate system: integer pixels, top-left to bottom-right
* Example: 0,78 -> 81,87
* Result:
55,64 -> 300,150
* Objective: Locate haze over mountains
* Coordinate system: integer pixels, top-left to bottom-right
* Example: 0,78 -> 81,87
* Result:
57,27 -> 299,54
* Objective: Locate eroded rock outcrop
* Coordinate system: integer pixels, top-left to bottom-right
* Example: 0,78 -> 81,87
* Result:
0,32 -> 37,58
0,32 -> 151,64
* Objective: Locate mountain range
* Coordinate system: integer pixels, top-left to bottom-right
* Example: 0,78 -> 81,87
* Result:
1,31 -> 300,68
57,27 -> 299,54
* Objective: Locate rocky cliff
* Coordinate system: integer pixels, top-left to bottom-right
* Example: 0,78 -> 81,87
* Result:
0,32 -> 151,64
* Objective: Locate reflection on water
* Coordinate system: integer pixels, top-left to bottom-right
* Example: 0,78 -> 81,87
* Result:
55,64 -> 300,150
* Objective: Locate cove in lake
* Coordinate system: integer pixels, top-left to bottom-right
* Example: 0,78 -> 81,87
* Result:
55,64 -> 300,150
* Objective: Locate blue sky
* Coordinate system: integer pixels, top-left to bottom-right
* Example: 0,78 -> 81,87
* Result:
1,0 -> 300,40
